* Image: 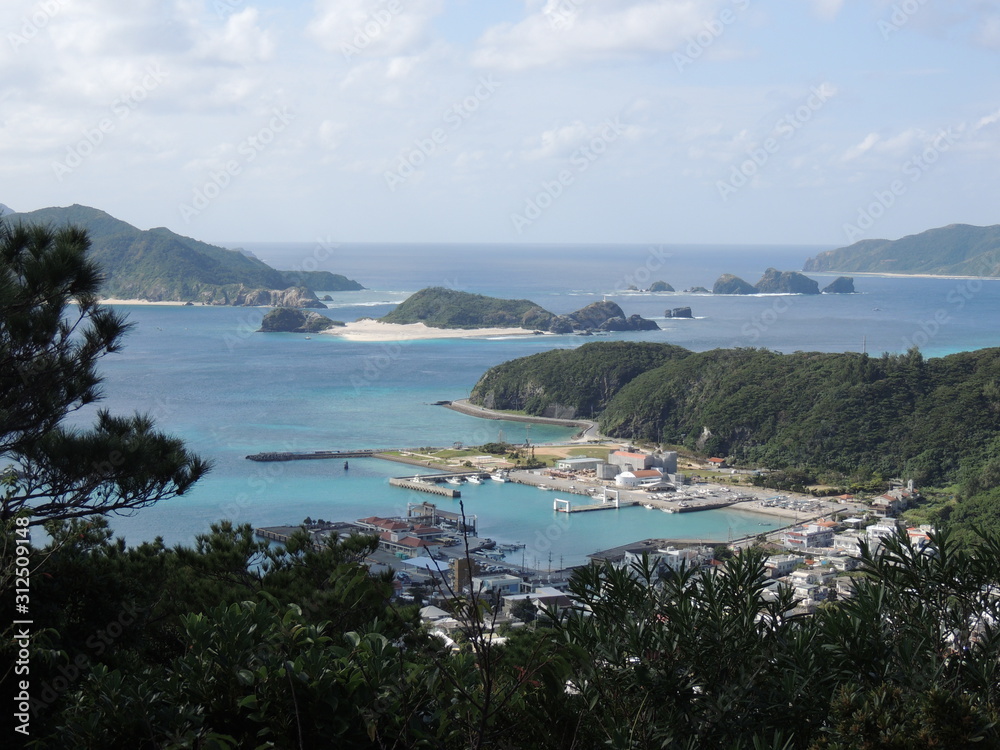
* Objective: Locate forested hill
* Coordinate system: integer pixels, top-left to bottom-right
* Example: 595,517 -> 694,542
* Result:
471,342 -> 1000,487
5,204 -> 364,302
803,223 -> 1000,276
379,286 -> 556,329
379,287 -> 659,332
471,342 -> 690,418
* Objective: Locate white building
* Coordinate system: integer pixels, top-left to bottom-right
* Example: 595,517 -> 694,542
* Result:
615,468 -> 665,488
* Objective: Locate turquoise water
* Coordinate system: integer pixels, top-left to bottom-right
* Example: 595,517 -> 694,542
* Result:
69,245 -> 1000,565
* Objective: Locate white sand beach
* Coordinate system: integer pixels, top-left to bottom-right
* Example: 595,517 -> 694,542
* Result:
99,298 -> 193,306
322,320 -> 545,342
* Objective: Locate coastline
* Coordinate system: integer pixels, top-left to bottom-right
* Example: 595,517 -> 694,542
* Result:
443,398 -> 602,441
98,298 -> 193,306
810,271 -> 1000,281
321,319 -> 549,342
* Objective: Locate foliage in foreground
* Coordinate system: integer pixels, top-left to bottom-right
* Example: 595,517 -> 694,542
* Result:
5,520 -> 1000,749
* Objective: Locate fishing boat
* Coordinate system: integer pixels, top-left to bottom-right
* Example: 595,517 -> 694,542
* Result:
445,477 -> 463,486
662,507 -> 675,513
467,475 -> 484,484
491,473 -> 508,483
643,503 -> 654,510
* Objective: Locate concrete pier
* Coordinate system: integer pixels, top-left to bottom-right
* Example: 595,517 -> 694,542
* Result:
389,477 -> 461,498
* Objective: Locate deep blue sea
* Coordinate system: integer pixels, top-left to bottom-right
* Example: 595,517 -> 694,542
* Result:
69,244 -> 1000,566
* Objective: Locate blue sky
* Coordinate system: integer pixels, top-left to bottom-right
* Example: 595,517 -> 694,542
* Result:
1,0 -> 998,247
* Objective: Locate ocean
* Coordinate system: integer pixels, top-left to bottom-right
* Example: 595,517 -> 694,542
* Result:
68,243 -> 1000,566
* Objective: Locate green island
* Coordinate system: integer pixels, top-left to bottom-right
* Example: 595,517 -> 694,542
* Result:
804,222 -> 1000,276
5,204 -> 364,304
471,341 -> 1000,535
377,286 -> 659,332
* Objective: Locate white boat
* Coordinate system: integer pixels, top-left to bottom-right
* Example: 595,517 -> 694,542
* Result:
467,475 -> 484,484
643,504 -> 654,510
662,507 -> 675,513
491,473 -> 508,483
446,477 -> 463,485
538,484 -> 553,491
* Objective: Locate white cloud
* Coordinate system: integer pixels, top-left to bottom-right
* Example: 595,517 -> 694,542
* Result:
307,0 -> 443,58
840,132 -> 880,162
196,8 -> 275,64
472,0 -> 731,71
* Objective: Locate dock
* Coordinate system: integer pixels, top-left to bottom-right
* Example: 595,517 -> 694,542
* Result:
553,494 -> 639,513
389,477 -> 461,498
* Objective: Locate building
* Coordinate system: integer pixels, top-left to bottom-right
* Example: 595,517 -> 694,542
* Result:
608,450 -> 653,472
650,451 -> 678,474
471,573 -> 525,596
783,523 -> 834,549
832,530 -> 864,555
615,468 -> 665,488
554,457 -> 604,472
707,457 -> 729,469
764,554 -> 801,578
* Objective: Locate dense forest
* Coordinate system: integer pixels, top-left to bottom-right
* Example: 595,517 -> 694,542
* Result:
471,342 -> 1000,519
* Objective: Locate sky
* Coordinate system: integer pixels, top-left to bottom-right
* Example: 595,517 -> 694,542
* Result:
1,0 -> 999,247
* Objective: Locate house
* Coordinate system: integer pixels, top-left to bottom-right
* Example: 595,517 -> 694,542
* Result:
764,554 -> 801,578
782,523 -> 834,549
832,530 -> 864,555
502,586 -> 575,617
471,573 -> 525,596
378,532 -> 444,559
707,457 -> 729,469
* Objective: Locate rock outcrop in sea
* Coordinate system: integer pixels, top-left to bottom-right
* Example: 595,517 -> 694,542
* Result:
712,274 -> 757,295
258,308 -> 344,333
754,268 -> 820,295
821,276 -> 856,294
553,300 -> 659,332
665,307 -> 693,318
648,281 -> 675,292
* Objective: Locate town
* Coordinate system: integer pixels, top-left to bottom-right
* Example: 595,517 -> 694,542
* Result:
256,444 -> 931,642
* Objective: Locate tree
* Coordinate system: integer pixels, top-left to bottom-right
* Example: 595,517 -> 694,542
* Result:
0,219 -> 208,525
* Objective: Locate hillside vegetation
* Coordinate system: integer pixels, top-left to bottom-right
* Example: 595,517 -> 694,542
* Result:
379,287 -> 658,332
804,223 -> 1000,276
471,342 -> 1000,490
7,204 -> 364,302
